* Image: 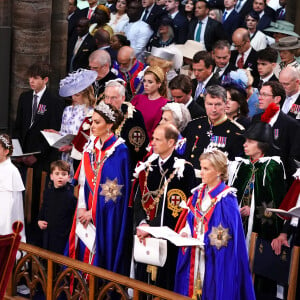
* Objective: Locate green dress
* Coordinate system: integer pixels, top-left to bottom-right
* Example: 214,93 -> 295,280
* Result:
230,156 -> 286,246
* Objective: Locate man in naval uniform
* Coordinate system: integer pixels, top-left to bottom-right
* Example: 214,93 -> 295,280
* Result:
104,79 -> 148,171
183,85 -> 245,175
132,123 -> 196,291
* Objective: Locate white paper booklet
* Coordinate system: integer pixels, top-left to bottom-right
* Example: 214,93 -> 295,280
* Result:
137,226 -> 204,247
11,139 -> 41,157
41,131 -> 75,149
266,207 -> 300,218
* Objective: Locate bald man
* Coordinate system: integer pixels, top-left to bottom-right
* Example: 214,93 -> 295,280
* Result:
230,27 -> 259,83
279,66 -> 300,120
114,46 -> 146,100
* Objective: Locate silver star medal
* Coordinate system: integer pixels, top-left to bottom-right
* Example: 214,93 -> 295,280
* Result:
208,223 -> 232,249
100,178 -> 123,202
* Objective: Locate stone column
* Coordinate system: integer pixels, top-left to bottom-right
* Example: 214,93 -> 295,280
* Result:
10,0 -> 52,122
50,0 -> 68,95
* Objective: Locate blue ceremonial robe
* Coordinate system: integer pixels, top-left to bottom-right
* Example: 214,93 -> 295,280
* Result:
174,182 -> 255,300
65,135 -> 131,276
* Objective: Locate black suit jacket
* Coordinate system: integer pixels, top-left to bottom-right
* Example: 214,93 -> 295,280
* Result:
237,0 -> 253,24
214,63 -> 237,82
276,7 -> 286,20
172,12 -> 189,44
223,10 -> 241,43
188,17 -> 227,52
68,33 -> 97,72
143,4 -> 167,32
78,7 -> 98,24
252,111 -> 300,180
187,100 -> 206,119
257,11 -> 273,31
192,75 -> 220,109
230,47 -> 259,81
68,8 -> 81,39
14,88 -> 64,168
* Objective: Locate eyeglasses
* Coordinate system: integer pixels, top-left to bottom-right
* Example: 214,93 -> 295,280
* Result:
233,41 -> 246,49
259,93 -> 274,98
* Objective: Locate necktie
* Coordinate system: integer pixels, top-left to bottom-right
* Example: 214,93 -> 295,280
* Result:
195,82 -> 203,99
237,53 -> 244,69
142,9 -> 149,22
222,11 -> 227,23
278,8 -> 285,20
73,37 -> 82,55
235,0 -> 243,12
31,94 -> 38,125
257,79 -> 264,90
215,67 -> 222,77
87,8 -> 93,19
195,21 -> 202,42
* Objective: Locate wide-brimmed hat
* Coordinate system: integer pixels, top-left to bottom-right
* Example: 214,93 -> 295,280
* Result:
271,36 -> 300,51
59,69 -> 98,97
174,40 -> 205,60
265,21 -> 300,38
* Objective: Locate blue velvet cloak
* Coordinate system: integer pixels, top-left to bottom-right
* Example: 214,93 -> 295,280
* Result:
65,135 -> 131,276
174,182 -> 255,300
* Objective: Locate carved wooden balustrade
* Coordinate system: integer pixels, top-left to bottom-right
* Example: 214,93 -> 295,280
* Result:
5,242 -> 191,300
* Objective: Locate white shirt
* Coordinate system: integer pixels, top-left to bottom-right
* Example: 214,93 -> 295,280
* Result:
269,110 -> 280,127
282,91 -> 300,114
170,10 -> 179,19
186,96 -> 194,108
122,20 -> 153,61
260,72 -> 276,82
235,0 -> 246,13
214,63 -> 229,78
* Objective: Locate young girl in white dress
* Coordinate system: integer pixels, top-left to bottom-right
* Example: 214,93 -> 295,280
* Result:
0,134 -> 26,242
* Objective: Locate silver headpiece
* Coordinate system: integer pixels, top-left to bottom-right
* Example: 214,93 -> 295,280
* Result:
0,135 -> 11,149
95,102 -> 116,122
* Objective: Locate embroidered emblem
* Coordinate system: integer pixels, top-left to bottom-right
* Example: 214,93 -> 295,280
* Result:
208,223 -> 232,249
100,177 -> 123,202
129,126 -> 146,152
37,104 -> 47,115
167,189 -> 186,217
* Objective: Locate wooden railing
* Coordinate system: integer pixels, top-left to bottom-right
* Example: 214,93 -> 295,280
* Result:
5,242 -> 191,300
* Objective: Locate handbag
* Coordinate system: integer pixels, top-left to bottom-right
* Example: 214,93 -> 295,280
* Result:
133,235 -> 167,267
75,222 -> 96,254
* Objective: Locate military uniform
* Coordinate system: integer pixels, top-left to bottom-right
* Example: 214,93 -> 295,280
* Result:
183,116 -> 245,171
133,152 -> 196,291
118,102 -> 149,171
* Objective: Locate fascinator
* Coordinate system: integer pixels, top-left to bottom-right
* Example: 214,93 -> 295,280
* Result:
59,69 -> 98,97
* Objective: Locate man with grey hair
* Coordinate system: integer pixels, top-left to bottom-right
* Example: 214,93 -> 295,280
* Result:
104,79 -> 148,169
279,66 -> 300,120
183,85 -> 245,171
89,49 -> 117,102
115,46 -> 146,100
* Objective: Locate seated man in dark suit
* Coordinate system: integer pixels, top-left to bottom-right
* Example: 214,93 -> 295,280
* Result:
188,0 -> 227,51
191,51 -> 220,109
169,75 -> 205,119
140,0 -> 166,33
78,0 -> 98,23
165,0 -> 188,44
212,40 -> 237,81
256,47 -> 278,89
68,0 -> 81,40
222,0 -> 241,43
14,62 -> 64,244
230,27 -> 259,82
67,17 -> 97,72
